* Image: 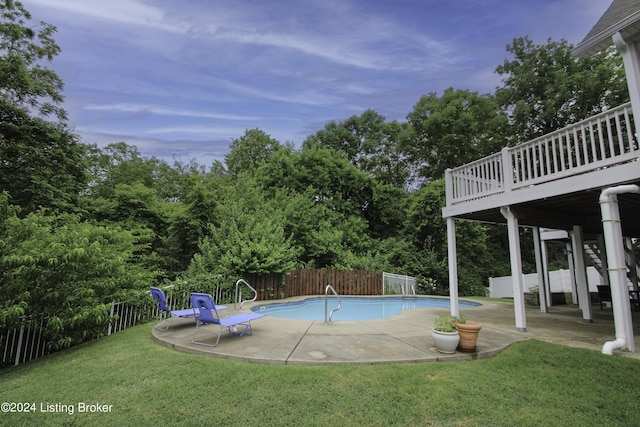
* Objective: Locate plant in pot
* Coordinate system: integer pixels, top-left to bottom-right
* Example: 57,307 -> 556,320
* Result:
525,285 -> 540,306
453,315 -> 482,353
432,314 -> 460,354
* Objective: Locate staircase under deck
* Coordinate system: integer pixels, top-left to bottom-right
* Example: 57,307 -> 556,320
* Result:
443,103 -> 640,236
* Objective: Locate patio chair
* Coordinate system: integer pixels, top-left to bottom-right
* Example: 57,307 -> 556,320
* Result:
190,292 -> 265,347
597,285 -> 612,310
150,287 -> 227,331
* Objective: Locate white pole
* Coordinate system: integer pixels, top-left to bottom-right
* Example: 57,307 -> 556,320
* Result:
532,227 -> 548,313
571,226 -> 593,322
600,185 -> 639,354
501,207 -> 527,332
541,239 -> 552,307
446,217 -> 459,317
566,241 -> 578,305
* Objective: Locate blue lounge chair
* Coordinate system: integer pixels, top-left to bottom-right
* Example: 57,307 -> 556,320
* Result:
190,292 -> 265,346
150,287 -> 226,331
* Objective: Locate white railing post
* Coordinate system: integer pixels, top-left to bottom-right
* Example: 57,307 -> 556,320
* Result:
501,147 -> 513,193
614,34 -> 640,141
14,320 -> 25,366
444,168 -> 454,203
107,303 -> 116,336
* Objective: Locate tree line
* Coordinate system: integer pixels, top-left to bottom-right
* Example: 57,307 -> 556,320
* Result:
0,0 -> 628,349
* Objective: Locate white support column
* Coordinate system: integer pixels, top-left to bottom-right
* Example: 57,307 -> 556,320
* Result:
541,239 -> 552,307
613,33 -> 640,133
571,226 -> 593,323
500,207 -> 526,332
566,241 -> 578,305
532,227 -> 548,313
447,217 -> 460,317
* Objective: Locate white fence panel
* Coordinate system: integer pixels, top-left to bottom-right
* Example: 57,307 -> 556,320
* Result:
488,267 -> 602,298
382,272 -> 417,295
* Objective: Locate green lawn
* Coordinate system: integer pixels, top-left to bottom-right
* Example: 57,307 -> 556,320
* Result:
1,323 -> 639,427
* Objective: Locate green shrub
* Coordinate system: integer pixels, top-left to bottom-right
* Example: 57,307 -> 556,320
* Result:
433,314 -> 461,332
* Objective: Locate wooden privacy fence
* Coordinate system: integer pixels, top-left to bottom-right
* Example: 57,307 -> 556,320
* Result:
284,269 -> 383,297
243,269 -> 383,300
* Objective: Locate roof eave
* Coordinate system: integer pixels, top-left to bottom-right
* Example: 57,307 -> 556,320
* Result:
573,10 -> 640,57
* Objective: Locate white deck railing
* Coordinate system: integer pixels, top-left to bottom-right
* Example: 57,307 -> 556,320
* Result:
446,102 -> 639,204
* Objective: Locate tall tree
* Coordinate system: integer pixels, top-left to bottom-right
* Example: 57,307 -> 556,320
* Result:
0,106 -> 87,212
164,173 -> 233,274
495,36 -> 628,141
0,1 -> 87,213
225,128 -> 283,177
0,0 -> 66,120
186,178 -> 299,278
84,142 -> 166,199
304,110 -> 412,188
405,88 -> 507,182
255,146 -> 393,268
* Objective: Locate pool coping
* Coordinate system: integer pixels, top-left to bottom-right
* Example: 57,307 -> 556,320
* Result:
152,296 -> 640,363
151,296 -> 524,364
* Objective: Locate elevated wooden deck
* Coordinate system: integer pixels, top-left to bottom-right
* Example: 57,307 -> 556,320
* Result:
443,103 -> 640,236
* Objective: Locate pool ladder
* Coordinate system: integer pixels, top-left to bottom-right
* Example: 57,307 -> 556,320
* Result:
324,285 -> 341,324
234,278 -> 258,311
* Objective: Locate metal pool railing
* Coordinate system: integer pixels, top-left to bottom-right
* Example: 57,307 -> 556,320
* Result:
234,278 -> 258,311
324,285 -> 341,324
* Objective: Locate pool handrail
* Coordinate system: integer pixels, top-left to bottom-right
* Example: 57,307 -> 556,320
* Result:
234,278 -> 258,311
324,284 -> 341,324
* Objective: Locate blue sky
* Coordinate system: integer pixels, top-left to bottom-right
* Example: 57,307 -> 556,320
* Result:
22,0 -> 611,167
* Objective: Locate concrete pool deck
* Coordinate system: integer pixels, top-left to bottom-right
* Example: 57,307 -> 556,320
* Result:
151,297 -> 640,364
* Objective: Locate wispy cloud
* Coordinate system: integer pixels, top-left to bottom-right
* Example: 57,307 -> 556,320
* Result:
143,125 -> 248,137
85,103 -> 262,121
20,0 -> 612,166
31,0 -> 450,72
201,25 -> 449,72
26,0 -> 189,33
215,79 -> 342,108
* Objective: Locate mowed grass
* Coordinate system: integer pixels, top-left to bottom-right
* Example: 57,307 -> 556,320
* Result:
2,323 -> 640,427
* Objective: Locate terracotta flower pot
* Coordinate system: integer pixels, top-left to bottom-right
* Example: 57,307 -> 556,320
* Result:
454,321 -> 482,352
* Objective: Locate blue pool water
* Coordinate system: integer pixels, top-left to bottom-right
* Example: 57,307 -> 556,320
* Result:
252,296 -> 480,321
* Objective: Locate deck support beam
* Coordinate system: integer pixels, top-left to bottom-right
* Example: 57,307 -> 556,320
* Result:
570,226 -> 593,323
532,227 -> 548,313
446,217 -> 460,317
501,206 -> 527,332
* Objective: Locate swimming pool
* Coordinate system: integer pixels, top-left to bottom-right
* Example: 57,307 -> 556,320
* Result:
252,296 -> 481,321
